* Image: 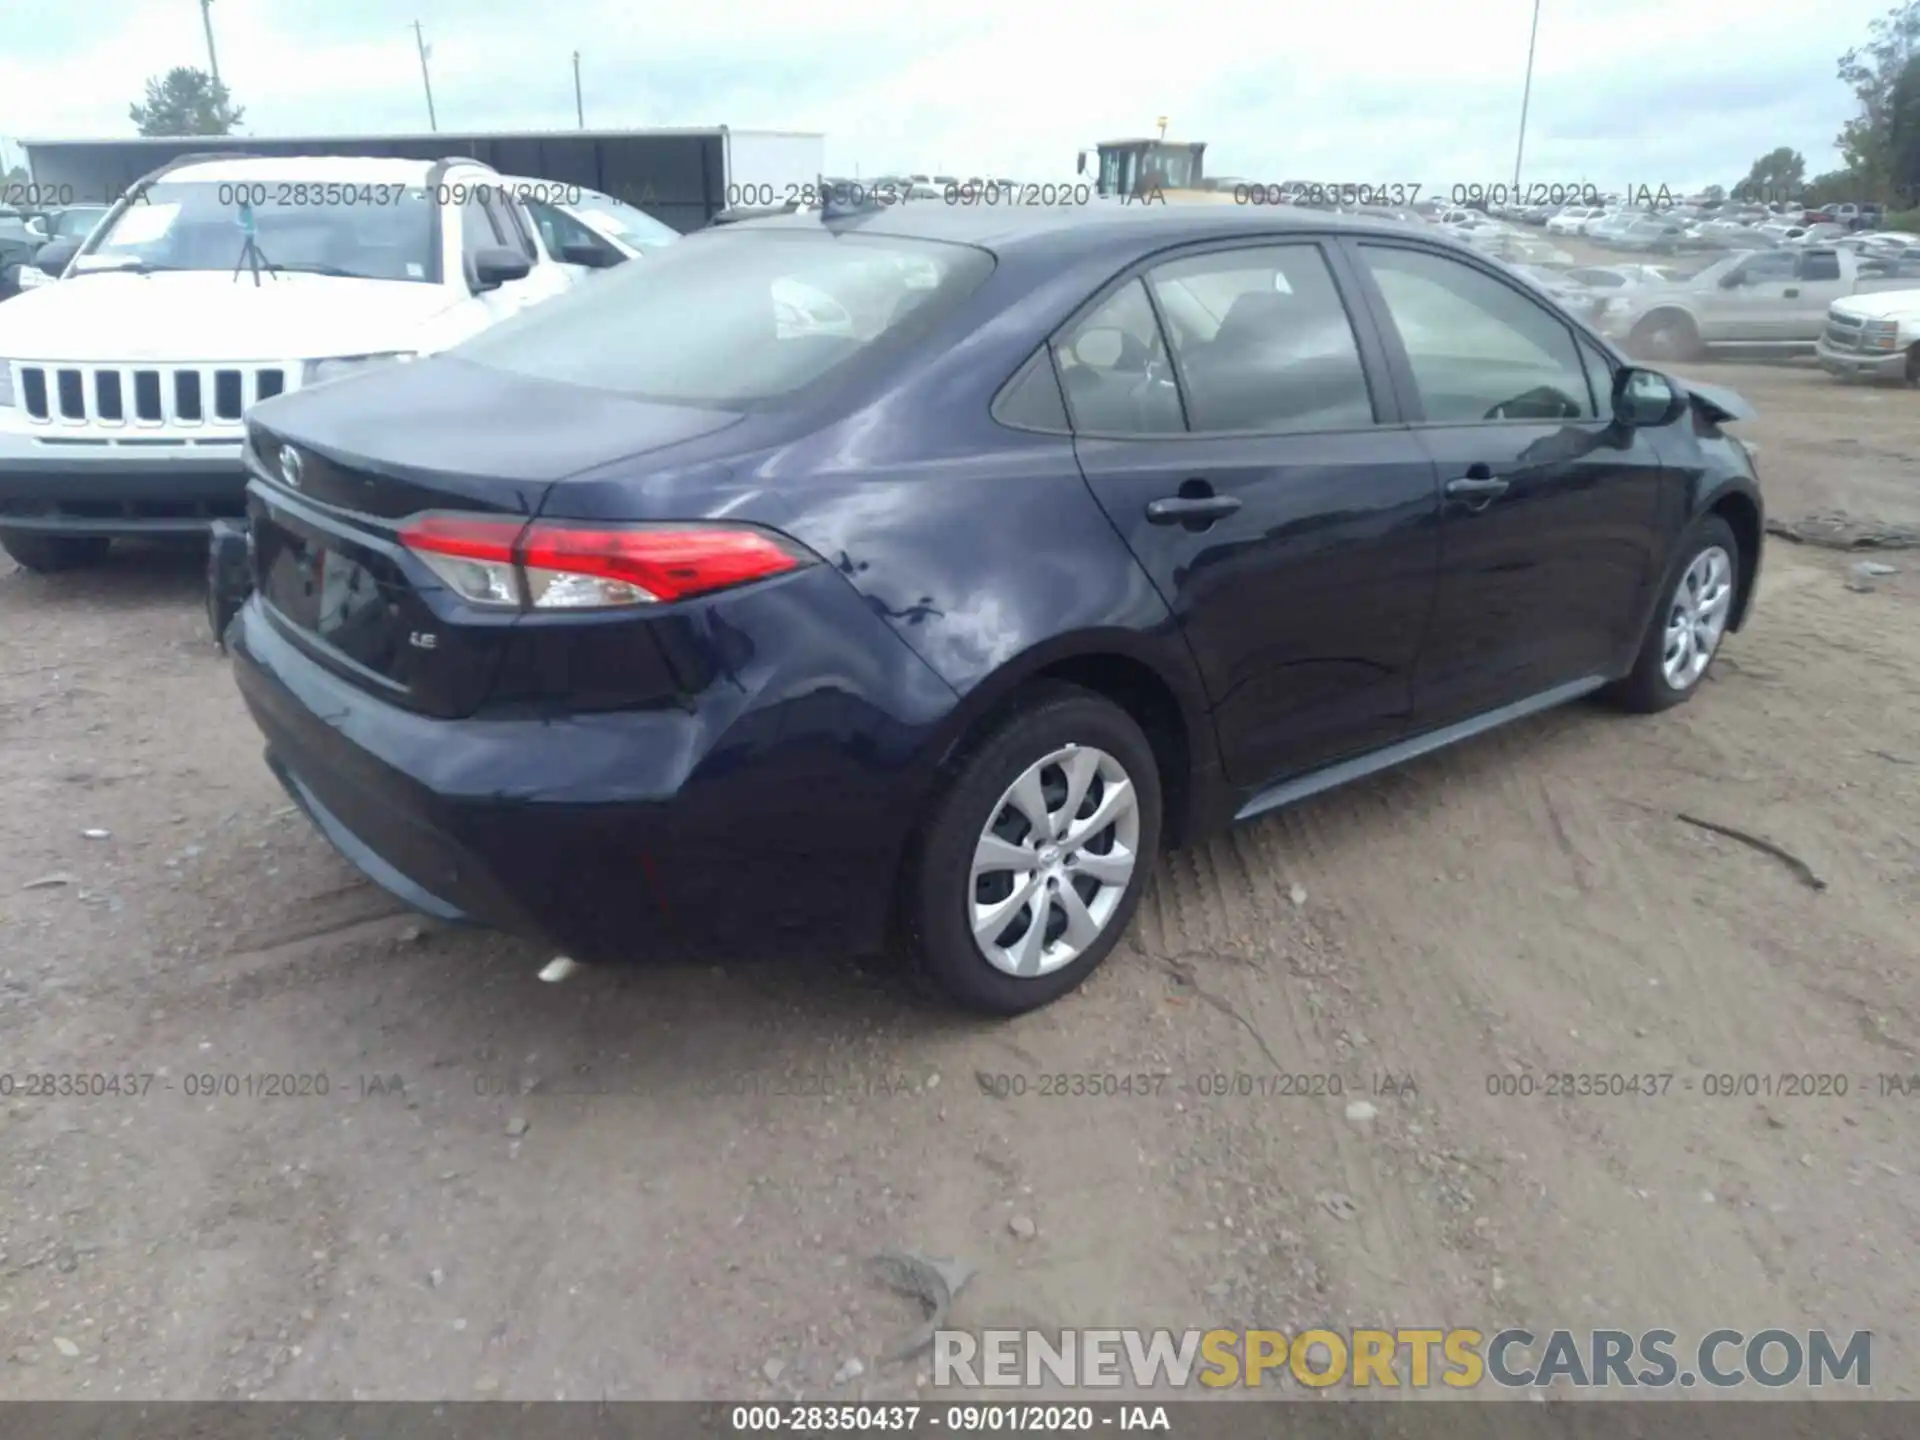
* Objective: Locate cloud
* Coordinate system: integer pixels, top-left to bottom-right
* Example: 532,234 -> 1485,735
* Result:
0,0 -> 1893,191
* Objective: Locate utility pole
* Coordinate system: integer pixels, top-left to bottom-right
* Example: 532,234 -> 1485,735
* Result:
199,0 -> 221,85
1512,0 -> 1542,198
573,51 -> 584,128
413,21 -> 438,133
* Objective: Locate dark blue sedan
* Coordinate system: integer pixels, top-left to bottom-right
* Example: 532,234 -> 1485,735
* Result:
225,200 -> 1763,1014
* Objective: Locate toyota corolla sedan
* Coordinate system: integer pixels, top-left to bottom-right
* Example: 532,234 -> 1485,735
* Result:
226,201 -> 1763,1014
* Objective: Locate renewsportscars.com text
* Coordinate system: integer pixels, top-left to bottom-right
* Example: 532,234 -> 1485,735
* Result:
933,1327 -> 1871,1389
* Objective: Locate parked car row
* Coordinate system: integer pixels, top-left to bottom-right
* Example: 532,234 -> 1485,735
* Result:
1519,197 -> 1911,257
1368,194 -> 1920,383
4,163 -> 1770,1013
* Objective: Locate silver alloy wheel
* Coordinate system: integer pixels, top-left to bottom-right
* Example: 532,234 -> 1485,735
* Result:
1662,544 -> 1734,691
969,744 -> 1140,978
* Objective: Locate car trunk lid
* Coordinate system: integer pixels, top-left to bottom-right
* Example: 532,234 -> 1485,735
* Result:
245,357 -> 751,718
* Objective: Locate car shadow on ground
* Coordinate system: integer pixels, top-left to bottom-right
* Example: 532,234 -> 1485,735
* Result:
288,922 -> 975,1117
2,539 -> 205,611
212,690 -> 1639,1115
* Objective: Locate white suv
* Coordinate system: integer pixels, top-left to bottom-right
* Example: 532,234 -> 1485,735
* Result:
0,154 -> 577,573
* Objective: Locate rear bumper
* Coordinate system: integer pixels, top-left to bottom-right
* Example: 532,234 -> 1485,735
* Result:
0,445 -> 246,535
1814,340 -> 1908,380
227,574 -> 958,966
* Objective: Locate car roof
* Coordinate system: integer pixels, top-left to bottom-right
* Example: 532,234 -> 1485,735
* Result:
163,155 -> 458,185
721,201 -> 1481,260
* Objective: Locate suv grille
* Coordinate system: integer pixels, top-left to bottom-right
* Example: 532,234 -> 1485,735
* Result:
13,363 -> 290,427
1823,310 -> 1866,352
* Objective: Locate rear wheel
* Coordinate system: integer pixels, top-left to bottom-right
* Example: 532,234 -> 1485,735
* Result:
1629,310 -> 1702,362
0,531 -> 111,573
1605,515 -> 1739,713
1906,343 -> 1919,388
904,684 -> 1162,1015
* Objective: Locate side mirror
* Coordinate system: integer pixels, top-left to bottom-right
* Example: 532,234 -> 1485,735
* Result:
1718,270 -> 1745,288
1076,151 -> 1088,176
469,246 -> 532,292
25,217 -> 48,239
559,241 -> 622,269
1613,367 -> 1687,428
35,238 -> 80,277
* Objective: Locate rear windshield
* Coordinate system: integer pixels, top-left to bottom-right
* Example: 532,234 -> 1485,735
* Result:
451,228 -> 994,407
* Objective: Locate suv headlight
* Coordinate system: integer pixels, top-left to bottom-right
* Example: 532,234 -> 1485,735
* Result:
301,352 -> 417,386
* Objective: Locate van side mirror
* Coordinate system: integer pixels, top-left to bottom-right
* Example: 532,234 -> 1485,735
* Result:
469,246 -> 532,292
1077,151 -> 1087,176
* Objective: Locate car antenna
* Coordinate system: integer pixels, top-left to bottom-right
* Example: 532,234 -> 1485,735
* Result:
232,200 -> 276,287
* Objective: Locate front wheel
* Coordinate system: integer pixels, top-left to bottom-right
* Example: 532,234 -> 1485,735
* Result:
0,531 -> 111,573
903,683 -> 1162,1015
1604,516 -> 1740,714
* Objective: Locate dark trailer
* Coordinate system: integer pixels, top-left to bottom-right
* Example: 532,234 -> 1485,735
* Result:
19,127 -> 824,234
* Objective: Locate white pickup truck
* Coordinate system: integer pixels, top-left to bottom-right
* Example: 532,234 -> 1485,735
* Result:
1594,246 -> 1920,361
1816,288 -> 1920,384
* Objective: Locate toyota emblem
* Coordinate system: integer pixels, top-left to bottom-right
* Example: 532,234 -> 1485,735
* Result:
278,444 -> 303,489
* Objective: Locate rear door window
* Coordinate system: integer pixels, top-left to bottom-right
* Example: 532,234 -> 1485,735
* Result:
1798,250 -> 1841,282
1146,245 -> 1376,433
524,199 -> 620,265
1053,279 -> 1184,435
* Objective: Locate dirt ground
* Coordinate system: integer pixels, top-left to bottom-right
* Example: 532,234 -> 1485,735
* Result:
0,358 -> 1915,1402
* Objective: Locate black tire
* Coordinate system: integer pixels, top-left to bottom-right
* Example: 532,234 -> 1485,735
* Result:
1628,310 -> 1702,363
1604,515 -> 1740,714
1905,343 -> 1919,389
903,682 -> 1163,1015
0,531 -> 111,573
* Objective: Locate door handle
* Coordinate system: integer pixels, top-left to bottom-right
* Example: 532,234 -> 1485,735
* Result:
1146,493 -> 1242,525
1444,474 -> 1510,500
1445,464 -> 1510,512
1783,287 -> 1799,297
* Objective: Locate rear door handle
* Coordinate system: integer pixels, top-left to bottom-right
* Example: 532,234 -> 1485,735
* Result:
1146,494 -> 1242,524
1783,287 -> 1800,298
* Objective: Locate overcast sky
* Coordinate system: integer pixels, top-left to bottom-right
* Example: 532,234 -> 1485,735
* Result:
0,0 -> 1895,192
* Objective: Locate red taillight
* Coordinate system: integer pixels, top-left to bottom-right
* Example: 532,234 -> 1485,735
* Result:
399,513 -> 527,557
397,513 -> 811,610
519,524 -> 806,603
